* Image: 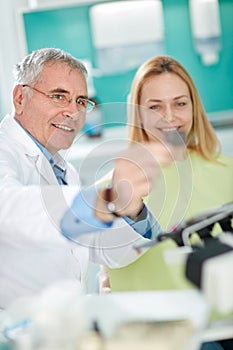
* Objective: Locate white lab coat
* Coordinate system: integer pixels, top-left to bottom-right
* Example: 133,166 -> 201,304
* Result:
0,115 -> 147,308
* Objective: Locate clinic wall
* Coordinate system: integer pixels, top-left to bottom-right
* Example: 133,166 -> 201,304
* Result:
0,0 -> 27,117
21,0 -> 233,125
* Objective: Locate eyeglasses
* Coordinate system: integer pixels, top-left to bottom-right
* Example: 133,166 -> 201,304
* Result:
22,84 -> 95,113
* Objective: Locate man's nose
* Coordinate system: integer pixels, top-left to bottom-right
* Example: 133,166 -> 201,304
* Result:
65,101 -> 85,120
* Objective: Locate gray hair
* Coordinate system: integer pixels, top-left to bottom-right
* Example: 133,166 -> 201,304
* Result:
13,48 -> 88,85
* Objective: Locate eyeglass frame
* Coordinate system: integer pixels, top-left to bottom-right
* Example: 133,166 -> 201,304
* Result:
22,84 -> 96,113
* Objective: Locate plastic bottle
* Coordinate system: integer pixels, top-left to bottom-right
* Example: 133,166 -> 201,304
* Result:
189,0 -> 221,66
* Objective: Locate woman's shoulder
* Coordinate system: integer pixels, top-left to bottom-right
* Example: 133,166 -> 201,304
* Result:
215,152 -> 233,167
189,150 -> 233,165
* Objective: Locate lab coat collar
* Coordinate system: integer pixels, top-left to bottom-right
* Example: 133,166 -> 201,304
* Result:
1,114 -> 42,157
35,154 -> 59,185
1,114 -> 78,185
1,115 -> 59,184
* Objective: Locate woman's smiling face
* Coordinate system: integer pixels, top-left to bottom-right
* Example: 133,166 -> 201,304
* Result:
139,72 -> 193,142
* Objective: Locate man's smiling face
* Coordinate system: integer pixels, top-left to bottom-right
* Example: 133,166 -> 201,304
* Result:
14,61 -> 88,155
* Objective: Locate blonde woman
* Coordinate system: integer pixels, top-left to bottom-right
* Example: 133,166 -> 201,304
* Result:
126,55 -> 233,230
101,56 -> 233,350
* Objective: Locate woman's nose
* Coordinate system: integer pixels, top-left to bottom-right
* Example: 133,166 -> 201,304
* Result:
163,105 -> 175,122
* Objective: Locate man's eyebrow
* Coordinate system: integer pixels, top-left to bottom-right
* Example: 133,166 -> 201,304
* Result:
49,89 -> 88,99
49,88 -> 69,94
78,95 -> 89,99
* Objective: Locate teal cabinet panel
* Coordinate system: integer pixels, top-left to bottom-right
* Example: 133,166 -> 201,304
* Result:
22,0 -> 233,125
23,5 -> 94,61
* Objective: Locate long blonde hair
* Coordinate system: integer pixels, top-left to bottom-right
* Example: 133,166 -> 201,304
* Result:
128,56 -> 220,161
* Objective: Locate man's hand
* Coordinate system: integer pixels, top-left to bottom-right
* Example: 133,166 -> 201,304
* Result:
112,142 -> 173,219
95,138 -> 187,222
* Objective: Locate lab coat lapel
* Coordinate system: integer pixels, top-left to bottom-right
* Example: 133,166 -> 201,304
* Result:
34,154 -> 58,185
65,166 -> 80,186
2,115 -> 58,185
1,115 -> 75,185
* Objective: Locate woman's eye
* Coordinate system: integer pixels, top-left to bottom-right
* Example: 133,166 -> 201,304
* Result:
177,101 -> 186,107
150,105 -> 160,110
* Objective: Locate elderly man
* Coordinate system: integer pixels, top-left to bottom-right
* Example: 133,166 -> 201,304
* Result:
0,48 -> 174,308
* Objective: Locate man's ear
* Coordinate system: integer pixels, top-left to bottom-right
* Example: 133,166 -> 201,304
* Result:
13,84 -> 24,114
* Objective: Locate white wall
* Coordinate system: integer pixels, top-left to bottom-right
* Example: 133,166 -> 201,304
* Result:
0,0 -> 28,116
216,127 -> 233,157
0,0 -> 103,117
